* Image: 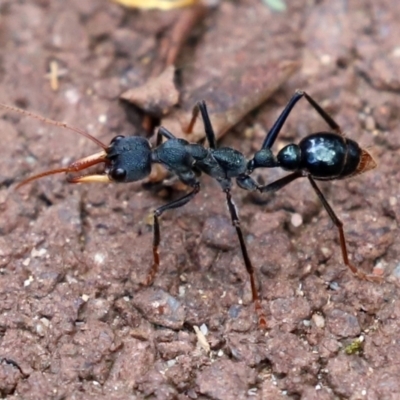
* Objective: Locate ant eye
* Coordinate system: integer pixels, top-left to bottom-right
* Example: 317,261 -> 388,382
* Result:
110,168 -> 126,182
110,135 -> 125,145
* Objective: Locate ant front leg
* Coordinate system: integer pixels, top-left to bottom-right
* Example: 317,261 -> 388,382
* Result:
307,176 -> 382,283
144,182 -> 201,286
224,188 -> 267,328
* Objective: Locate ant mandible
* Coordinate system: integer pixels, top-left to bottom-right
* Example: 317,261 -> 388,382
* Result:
237,90 -> 382,283
0,99 -> 268,327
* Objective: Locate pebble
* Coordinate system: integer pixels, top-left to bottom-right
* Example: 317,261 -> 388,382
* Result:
291,213 -> 303,227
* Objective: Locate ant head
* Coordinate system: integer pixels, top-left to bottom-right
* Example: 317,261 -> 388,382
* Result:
17,134 -> 153,188
104,135 -> 152,183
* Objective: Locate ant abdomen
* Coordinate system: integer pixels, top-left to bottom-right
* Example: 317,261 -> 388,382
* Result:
299,133 -> 361,179
278,132 -> 366,180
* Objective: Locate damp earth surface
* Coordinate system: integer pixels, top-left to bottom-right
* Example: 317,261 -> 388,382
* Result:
0,1 -> 400,399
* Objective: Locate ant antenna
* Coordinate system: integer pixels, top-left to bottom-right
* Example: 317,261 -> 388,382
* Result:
0,102 -> 110,189
0,102 -> 108,150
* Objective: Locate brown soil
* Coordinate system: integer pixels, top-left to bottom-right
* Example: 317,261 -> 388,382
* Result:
1,1 -> 400,399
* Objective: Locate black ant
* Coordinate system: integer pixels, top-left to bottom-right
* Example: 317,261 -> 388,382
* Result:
0,90 -> 381,330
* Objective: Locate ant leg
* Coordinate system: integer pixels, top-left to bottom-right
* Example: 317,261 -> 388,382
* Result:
237,171 -> 302,193
262,90 -> 305,149
186,101 -> 217,149
224,188 -> 267,328
144,183 -> 200,286
185,102 -> 200,135
262,90 -> 343,150
236,174 -> 259,192
156,126 -> 176,146
198,101 -> 217,149
257,171 -> 303,193
307,176 -> 382,283
302,92 -> 342,135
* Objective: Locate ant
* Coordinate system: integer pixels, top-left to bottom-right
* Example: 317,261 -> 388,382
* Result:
0,89 -> 381,330
240,90 -> 381,284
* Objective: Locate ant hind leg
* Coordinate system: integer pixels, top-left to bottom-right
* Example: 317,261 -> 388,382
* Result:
307,176 -> 382,283
302,92 -> 343,135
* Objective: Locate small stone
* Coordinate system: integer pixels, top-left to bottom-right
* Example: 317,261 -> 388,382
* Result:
291,213 -> 303,227
94,253 -> 106,265
312,313 -> 325,329
364,115 -> 376,131
31,248 -> 47,258
24,276 -> 34,287
22,258 -> 31,267
200,324 -> 208,336
132,288 -> 185,330
201,215 -> 237,251
326,309 -> 361,337
40,317 -> 50,327
98,114 -> 107,124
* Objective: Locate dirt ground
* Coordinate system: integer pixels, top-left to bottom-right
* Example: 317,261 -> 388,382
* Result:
0,0 -> 400,399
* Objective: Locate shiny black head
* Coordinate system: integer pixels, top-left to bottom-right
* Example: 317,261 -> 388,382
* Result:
106,135 -> 152,182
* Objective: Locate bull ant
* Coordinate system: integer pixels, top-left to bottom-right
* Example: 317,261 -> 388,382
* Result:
0,90 -> 381,329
